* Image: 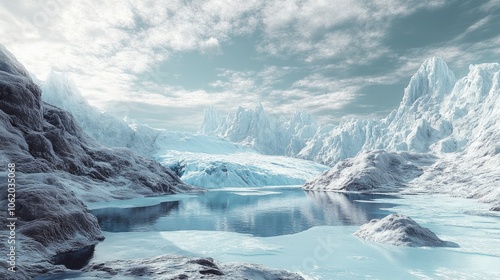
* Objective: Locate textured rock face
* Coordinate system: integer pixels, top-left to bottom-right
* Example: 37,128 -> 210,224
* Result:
303,150 -> 434,192
0,44 -> 197,279
354,214 -> 458,247
75,255 -> 305,280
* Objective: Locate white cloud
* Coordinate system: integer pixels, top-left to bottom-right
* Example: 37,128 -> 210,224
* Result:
0,0 -> 496,131
200,37 -> 222,55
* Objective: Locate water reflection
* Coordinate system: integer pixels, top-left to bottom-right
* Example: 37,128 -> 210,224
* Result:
92,201 -> 179,232
91,188 -> 397,237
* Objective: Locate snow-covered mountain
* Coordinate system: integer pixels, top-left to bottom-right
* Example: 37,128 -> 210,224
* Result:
303,58 -> 500,206
303,150 -> 435,192
200,104 -> 318,156
201,58 -> 499,169
298,57 -> 498,165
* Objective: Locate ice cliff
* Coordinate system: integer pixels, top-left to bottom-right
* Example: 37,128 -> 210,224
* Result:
298,57 -> 499,164
354,214 -> 458,247
201,104 -> 318,156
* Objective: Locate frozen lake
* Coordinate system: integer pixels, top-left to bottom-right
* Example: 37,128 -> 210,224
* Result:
50,186 -> 500,279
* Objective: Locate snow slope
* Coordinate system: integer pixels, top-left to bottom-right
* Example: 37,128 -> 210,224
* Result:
303,150 -> 434,192
40,71 -> 161,156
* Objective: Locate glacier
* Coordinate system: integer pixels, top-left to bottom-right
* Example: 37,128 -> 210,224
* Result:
156,150 -> 328,188
304,58 -> 500,207
40,73 -> 329,188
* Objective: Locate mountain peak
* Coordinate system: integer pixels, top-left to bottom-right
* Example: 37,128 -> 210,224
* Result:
401,57 -> 456,107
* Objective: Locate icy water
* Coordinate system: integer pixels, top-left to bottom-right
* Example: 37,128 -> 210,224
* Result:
48,186 -> 500,279
89,186 -> 397,236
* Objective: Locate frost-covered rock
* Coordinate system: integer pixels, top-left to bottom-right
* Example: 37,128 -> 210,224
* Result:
74,255 -> 305,279
354,214 -> 458,247
303,150 -> 434,192
200,104 -> 318,156
0,43 -> 197,279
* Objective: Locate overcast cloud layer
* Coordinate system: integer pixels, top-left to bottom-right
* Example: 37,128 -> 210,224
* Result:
1,0 -> 499,131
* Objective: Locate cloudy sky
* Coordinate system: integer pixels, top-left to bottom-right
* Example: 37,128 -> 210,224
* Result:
1,0 -> 499,131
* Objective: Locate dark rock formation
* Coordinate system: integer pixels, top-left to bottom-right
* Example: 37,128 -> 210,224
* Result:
0,44 -> 197,279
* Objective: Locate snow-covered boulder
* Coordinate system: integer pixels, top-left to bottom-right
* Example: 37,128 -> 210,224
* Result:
354,214 -> 458,247
303,150 -> 434,192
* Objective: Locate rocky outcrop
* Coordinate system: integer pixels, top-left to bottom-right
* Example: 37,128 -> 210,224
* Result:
0,44 -> 197,279
77,255 -> 304,280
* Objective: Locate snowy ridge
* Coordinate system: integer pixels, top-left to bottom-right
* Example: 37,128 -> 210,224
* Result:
40,71 -> 161,156
203,58 -> 498,168
0,43 -> 198,279
200,104 -> 318,156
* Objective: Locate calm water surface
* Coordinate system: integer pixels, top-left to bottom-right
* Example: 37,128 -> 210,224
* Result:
91,186 -> 398,237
